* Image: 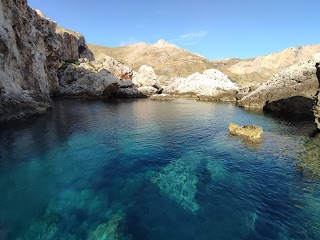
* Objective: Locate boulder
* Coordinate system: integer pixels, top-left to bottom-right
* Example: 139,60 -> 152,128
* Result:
99,56 -> 134,80
57,64 -> 119,98
132,65 -> 158,87
228,123 -> 263,140
163,69 -> 238,100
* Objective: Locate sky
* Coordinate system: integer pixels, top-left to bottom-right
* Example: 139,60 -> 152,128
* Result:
28,0 -> 319,60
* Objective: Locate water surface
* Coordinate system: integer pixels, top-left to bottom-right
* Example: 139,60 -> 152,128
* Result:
0,99 -> 319,240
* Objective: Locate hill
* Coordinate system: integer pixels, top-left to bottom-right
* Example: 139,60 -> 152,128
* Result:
88,41 -> 320,86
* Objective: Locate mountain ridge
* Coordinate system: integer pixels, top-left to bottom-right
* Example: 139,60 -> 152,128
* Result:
88,40 -> 320,86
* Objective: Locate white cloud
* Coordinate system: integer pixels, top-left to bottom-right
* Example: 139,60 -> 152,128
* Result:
170,31 -> 208,46
119,38 -> 139,46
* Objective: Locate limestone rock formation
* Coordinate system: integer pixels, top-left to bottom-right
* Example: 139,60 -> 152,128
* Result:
130,65 -> 162,97
163,69 -> 238,100
228,123 -> 263,140
237,60 -> 318,118
0,0 -> 51,121
57,64 -> 119,98
98,56 -> 134,80
57,59 -> 163,98
132,65 -> 157,87
0,0 -> 94,122
313,56 -> 320,129
212,44 -> 320,86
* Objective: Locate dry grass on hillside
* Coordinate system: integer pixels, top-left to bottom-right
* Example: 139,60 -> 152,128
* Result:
88,42 -> 320,87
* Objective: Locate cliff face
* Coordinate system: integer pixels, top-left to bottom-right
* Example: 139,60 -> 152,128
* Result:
0,0 -> 94,122
237,60 -> 318,119
313,61 -> 320,129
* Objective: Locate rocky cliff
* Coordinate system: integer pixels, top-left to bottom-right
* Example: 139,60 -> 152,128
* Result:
0,0 -> 94,122
313,56 -> 320,129
216,44 -> 320,86
237,60 -> 318,119
57,57 -> 162,99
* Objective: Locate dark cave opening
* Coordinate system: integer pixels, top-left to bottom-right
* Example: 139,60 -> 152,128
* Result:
263,96 -> 314,121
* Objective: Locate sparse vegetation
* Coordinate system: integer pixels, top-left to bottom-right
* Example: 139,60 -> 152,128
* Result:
58,59 -> 80,70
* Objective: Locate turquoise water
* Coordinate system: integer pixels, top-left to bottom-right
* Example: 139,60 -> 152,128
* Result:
0,99 -> 320,240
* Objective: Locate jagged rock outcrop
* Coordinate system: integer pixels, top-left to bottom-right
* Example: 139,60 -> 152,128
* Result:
211,44 -> 320,86
57,59 -> 162,98
313,55 -> 320,129
96,55 -> 134,80
57,63 -> 119,98
0,0 -> 51,121
0,0 -> 94,122
35,11 -> 94,94
237,60 -> 318,118
132,65 -> 157,87
163,69 -> 238,100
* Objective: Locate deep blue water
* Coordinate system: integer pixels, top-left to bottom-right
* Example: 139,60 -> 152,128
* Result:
0,99 -> 320,240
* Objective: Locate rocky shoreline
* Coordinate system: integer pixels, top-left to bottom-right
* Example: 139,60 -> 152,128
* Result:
1,0 -> 320,129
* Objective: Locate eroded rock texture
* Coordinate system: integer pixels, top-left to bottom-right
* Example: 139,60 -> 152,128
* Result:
0,0 -> 94,122
237,60 -> 318,119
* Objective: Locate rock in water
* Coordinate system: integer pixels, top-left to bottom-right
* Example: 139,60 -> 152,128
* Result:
228,123 -> 263,140
237,60 -> 318,112
151,152 -> 202,213
57,64 -> 119,98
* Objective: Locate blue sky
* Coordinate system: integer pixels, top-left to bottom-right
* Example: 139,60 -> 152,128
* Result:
28,0 -> 319,60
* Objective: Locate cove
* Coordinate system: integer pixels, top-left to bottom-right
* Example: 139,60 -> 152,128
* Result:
0,99 -> 320,240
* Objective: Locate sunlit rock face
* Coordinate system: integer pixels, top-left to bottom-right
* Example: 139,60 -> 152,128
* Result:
57,64 -> 119,98
57,59 -> 163,98
237,60 -> 318,119
228,123 -> 263,140
163,69 -> 238,100
313,54 -> 320,129
0,0 -> 94,122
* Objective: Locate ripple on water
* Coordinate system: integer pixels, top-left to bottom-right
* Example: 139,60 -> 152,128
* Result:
0,99 -> 319,240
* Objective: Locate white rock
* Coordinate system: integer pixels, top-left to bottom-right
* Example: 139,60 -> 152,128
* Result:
314,52 -> 320,62
164,69 -> 237,96
132,65 -> 158,87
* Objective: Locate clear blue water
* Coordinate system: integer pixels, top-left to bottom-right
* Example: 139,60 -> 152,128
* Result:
0,99 -> 320,240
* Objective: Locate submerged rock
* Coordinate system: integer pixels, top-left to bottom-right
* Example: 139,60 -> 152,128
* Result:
228,123 -> 263,140
151,152 -> 202,213
298,136 -> 320,181
89,209 -> 126,240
